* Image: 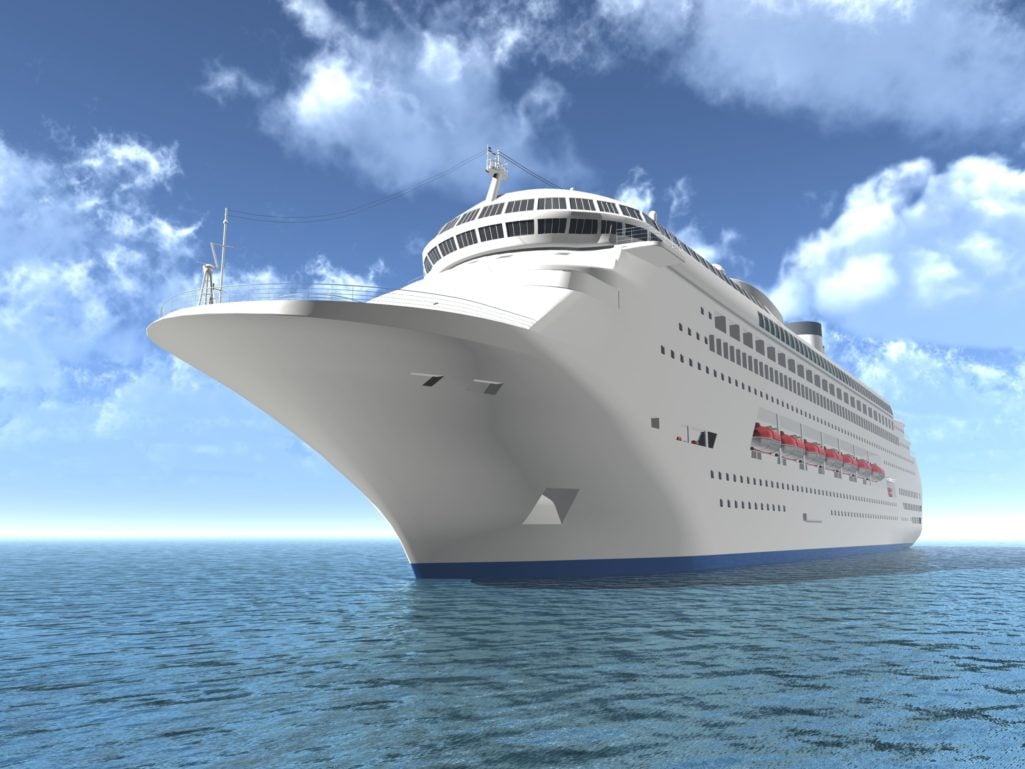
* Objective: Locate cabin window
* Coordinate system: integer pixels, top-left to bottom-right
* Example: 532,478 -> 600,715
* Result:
423,256 -> 431,273
456,230 -> 478,248
439,237 -> 457,256
428,247 -> 442,264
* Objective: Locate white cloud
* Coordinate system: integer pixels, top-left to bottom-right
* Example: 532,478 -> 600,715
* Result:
200,62 -> 272,103
598,0 -> 1025,137
829,334 -> 1025,535
78,136 -> 180,190
771,154 -> 1025,347
261,1 -> 585,194
667,176 -> 692,221
615,167 -> 655,212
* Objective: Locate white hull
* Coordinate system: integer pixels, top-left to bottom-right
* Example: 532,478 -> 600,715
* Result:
150,229 -> 922,578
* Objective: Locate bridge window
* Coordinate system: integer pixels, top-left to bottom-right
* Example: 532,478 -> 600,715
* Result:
478,223 -> 503,241
479,202 -> 504,218
457,209 -> 479,225
569,197 -> 596,211
506,199 -> 535,213
507,219 -> 535,236
538,218 -> 567,234
438,237 -> 457,256
456,230 -> 478,248
569,218 -> 598,234
619,205 -> 643,220
538,197 -> 567,210
597,200 -> 618,213
428,246 -> 442,264
601,220 -> 623,235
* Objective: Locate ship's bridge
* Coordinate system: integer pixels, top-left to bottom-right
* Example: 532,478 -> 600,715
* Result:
421,189 -> 689,276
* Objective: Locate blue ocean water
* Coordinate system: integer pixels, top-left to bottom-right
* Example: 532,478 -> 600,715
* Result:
2,542 -> 1024,768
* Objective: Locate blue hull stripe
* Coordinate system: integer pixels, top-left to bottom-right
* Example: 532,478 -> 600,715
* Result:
411,542 -> 912,580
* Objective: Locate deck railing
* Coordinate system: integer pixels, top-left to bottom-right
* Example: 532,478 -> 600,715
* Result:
158,282 -> 533,328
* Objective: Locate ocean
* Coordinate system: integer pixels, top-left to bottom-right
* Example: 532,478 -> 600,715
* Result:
2,542 -> 1024,768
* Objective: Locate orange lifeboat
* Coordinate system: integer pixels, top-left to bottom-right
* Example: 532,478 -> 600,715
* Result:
856,458 -> 872,479
824,448 -> 843,470
841,454 -> 858,474
870,463 -> 885,482
751,423 -> 782,453
780,433 -> 806,460
804,442 -> 826,466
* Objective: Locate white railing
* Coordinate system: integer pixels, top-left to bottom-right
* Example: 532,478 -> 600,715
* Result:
158,282 -> 534,328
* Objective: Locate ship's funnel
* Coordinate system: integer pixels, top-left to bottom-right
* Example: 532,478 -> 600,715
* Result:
787,321 -> 824,353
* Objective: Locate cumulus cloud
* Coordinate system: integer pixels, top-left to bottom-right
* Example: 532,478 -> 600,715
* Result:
200,62 -> 272,103
828,333 -> 1025,532
667,176 -> 692,220
597,0 -> 1025,138
771,154 -> 1025,347
615,167 -> 655,212
260,0 -> 585,193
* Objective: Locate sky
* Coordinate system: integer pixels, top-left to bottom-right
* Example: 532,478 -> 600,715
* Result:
2,0 -> 1024,543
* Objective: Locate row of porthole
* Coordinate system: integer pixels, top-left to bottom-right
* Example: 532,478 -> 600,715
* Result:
898,488 -> 922,499
830,510 -> 899,522
711,469 -> 897,507
720,499 -> 786,512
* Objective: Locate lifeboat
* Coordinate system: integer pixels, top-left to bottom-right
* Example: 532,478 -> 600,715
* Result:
824,448 -> 843,470
804,441 -> 826,466
780,433 -> 806,460
870,463 -> 885,482
856,459 -> 873,480
841,454 -> 858,474
751,423 -> 782,453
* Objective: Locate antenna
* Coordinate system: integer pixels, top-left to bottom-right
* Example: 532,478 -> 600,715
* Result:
485,146 -> 508,202
198,208 -> 230,306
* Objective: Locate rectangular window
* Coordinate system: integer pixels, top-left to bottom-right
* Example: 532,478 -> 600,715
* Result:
479,202 -> 504,218
743,332 -> 753,348
619,204 -> 643,220
568,218 -> 599,234
439,237 -> 457,256
506,199 -> 535,213
569,197 -> 596,211
428,246 -> 442,264
714,315 -> 727,332
601,220 -> 623,235
506,219 -> 535,236
729,323 -> 740,341
456,230 -> 478,248
622,224 -> 648,241
457,209 -> 479,225
439,216 -> 459,233
538,218 -> 567,234
478,223 -> 504,241
755,340 -> 765,354
423,256 -> 431,273
537,197 -> 567,210
597,200 -> 618,213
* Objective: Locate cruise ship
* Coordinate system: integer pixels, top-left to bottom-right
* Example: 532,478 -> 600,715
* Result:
148,151 -> 923,578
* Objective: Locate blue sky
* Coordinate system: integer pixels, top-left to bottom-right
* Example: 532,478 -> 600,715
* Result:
2,0 -> 1024,541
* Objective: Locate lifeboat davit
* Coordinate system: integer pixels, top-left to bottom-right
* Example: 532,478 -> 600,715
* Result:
824,448 -> 843,470
780,433 -> 806,460
856,458 -> 873,479
804,442 -> 826,466
870,463 -> 885,482
751,423 -> 782,453
841,454 -> 858,474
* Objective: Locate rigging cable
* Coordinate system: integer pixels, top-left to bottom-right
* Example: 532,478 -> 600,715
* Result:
227,149 -> 562,224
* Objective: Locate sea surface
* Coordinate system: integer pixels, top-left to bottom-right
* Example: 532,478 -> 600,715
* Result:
2,542 -> 1025,768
